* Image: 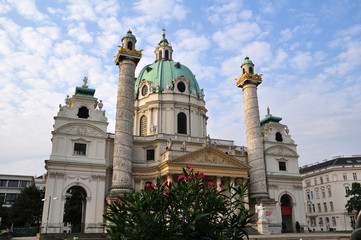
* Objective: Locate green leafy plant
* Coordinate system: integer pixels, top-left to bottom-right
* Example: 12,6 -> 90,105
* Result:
104,166 -> 253,240
346,182 -> 361,229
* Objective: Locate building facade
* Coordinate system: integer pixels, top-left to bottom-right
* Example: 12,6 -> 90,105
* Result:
300,156 -> 361,231
41,30 -> 306,234
0,174 -> 33,207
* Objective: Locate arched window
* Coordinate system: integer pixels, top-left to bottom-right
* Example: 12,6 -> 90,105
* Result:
140,115 -> 147,136
127,41 -> 133,50
249,67 -> 253,74
165,50 -> 169,60
77,106 -> 89,119
177,112 -> 187,134
159,50 -> 162,59
276,132 -> 283,142
242,68 -> 245,74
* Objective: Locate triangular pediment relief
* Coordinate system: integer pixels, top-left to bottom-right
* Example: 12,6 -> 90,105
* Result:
55,123 -> 106,138
264,145 -> 298,157
168,147 -> 250,169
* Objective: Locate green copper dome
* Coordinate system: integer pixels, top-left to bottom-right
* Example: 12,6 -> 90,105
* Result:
135,60 -> 201,98
122,30 -> 136,41
159,38 -> 169,46
241,56 -> 253,66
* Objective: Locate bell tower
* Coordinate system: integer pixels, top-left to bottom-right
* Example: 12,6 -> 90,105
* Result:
108,30 -> 142,199
154,29 -> 173,61
236,57 -> 268,199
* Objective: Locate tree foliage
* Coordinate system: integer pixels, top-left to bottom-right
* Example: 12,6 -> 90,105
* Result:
0,195 -> 11,228
63,187 -> 85,232
104,166 -> 253,240
345,182 -> 361,216
10,185 -> 44,227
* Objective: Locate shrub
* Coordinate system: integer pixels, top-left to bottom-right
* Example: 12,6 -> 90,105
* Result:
104,166 -> 253,240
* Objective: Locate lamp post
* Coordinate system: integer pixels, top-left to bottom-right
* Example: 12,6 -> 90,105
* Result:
42,196 -> 57,233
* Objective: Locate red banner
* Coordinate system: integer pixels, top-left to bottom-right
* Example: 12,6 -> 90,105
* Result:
281,207 -> 292,215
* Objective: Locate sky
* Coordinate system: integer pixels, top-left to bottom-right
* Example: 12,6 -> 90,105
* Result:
0,0 -> 361,176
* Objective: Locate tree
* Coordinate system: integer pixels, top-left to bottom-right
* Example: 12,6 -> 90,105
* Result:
10,185 -> 44,227
345,182 -> 361,229
0,195 -> 11,228
104,166 -> 253,240
63,187 -> 85,233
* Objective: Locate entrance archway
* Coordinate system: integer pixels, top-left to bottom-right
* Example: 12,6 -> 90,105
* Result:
63,186 -> 87,233
280,194 -> 293,233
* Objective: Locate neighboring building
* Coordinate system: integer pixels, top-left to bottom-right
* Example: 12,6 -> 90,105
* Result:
0,174 -> 33,207
300,155 -> 361,231
41,30 -> 306,234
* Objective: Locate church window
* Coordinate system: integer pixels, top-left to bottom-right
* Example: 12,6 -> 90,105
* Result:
165,50 -> 169,60
327,187 -> 332,197
319,217 -> 323,227
146,149 -> 155,161
77,106 -> 89,119
306,191 -> 310,200
159,50 -> 162,59
345,186 -> 350,194
317,203 -> 321,212
249,67 -> 253,74
353,172 -> 357,180
343,173 -> 347,180
177,112 -> 187,134
306,181 -> 311,187
323,202 -> 327,212
242,68 -> 245,74
326,175 -> 329,182
275,132 -> 283,142
320,176 -> 323,184
127,41 -> 133,50
332,216 -> 336,226
316,189 -> 319,199
140,115 -> 147,136
330,201 -> 334,211
321,188 -> 326,198
177,82 -> 186,93
74,143 -> 86,155
279,161 -> 286,171
141,85 -> 148,96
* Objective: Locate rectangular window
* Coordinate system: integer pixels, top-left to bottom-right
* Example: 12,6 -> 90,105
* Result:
74,143 -> 86,155
328,187 -> 332,197
316,189 -> 319,199
343,173 -> 347,181
308,204 -> 312,213
307,192 -> 310,200
19,180 -> 30,188
311,191 -> 314,199
351,216 -> 356,226
319,217 -> 323,227
353,173 -> 357,180
146,149 -> 155,161
322,188 -> 326,198
311,217 -> 316,227
306,181 -> 311,187
345,186 -> 350,194
332,216 -> 336,226
279,161 -> 286,171
312,204 -> 315,213
314,178 -> 318,185
326,175 -> 329,182
323,202 -> 328,212
0,179 -> 7,187
317,203 -> 321,212
5,193 -> 17,205
320,176 -> 324,184
8,180 -> 19,188
330,201 -> 334,211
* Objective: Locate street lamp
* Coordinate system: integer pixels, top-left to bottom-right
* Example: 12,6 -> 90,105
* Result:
42,196 -> 58,233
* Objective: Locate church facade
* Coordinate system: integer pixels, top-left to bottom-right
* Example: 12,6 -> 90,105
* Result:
41,30 -> 306,234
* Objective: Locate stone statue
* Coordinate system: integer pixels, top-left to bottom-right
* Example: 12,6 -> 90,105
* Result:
205,134 -> 211,146
167,138 -> 173,150
65,95 -> 70,106
181,140 -> 187,151
267,106 -> 270,116
255,203 -> 268,223
82,76 -> 88,88
285,126 -> 289,135
150,124 -> 156,134
98,100 -> 103,110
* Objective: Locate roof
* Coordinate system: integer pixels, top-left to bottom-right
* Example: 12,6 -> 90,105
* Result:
135,60 -> 201,98
261,114 -> 283,126
241,56 -> 253,66
75,87 -> 95,98
122,29 -> 136,41
299,156 -> 361,175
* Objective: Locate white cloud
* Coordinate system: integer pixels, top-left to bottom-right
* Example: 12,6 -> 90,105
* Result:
212,22 -> 262,50
290,51 -> 312,71
6,0 -> 47,21
68,23 -> 93,43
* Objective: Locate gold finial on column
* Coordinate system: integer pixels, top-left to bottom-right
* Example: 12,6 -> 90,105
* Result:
162,28 -> 166,38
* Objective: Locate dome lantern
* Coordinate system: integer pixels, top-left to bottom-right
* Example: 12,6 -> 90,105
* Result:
155,29 -> 173,61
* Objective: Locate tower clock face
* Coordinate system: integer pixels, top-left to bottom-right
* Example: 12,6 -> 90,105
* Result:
141,85 -> 148,96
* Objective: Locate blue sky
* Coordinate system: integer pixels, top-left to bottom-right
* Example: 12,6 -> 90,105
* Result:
1,0 -> 360,176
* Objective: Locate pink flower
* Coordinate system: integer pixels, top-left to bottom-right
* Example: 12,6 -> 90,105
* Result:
178,175 -> 185,181
187,165 -> 191,169
218,184 -> 222,187
247,182 -> 250,187
151,184 -> 155,188
187,176 -> 192,180
164,190 -> 169,195
200,172 -> 205,179
146,183 -> 151,188
163,181 -> 168,186
208,181 -> 213,186
194,172 -> 198,177
216,189 -> 219,192
170,181 -> 174,185
117,199 -> 121,203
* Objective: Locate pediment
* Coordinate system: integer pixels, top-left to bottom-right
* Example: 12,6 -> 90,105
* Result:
264,145 -> 298,157
55,123 -> 106,137
168,147 -> 249,169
